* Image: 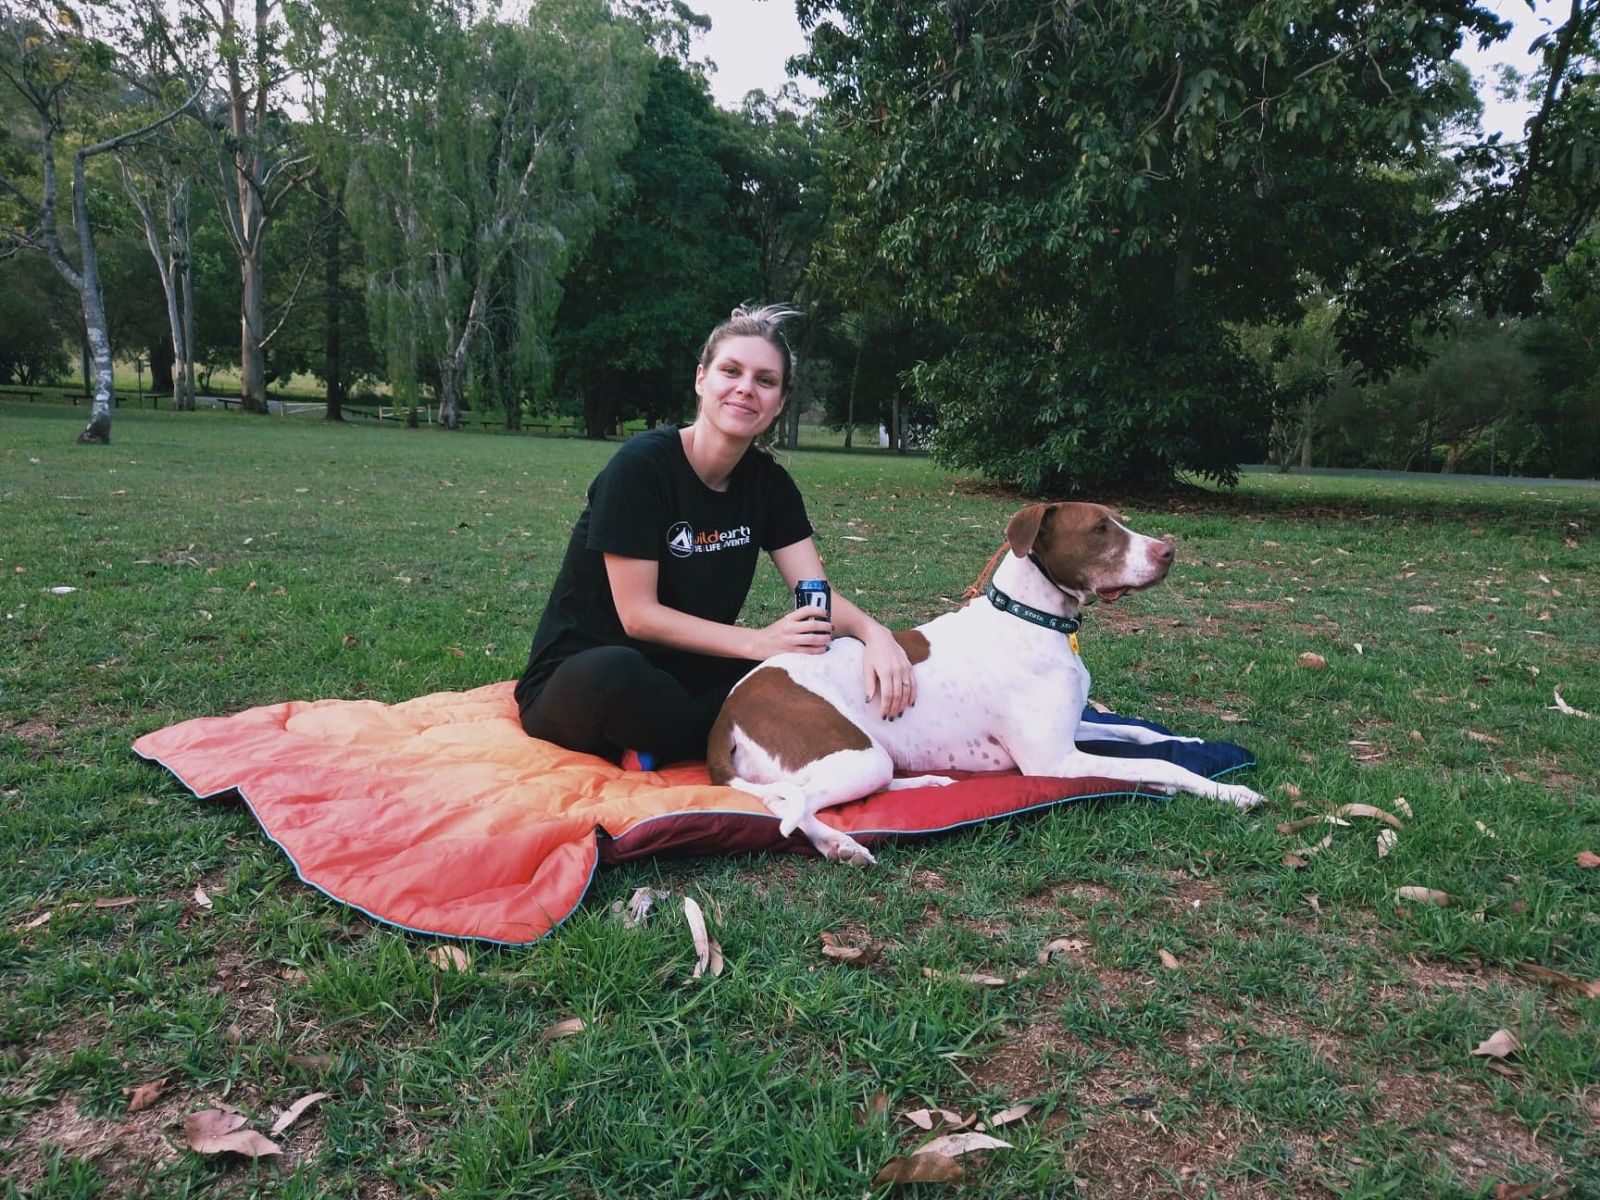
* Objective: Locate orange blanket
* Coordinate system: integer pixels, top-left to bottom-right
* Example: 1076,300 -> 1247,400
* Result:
133,681 -> 1251,944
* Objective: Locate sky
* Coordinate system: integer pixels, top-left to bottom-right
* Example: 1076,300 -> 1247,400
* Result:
691,0 -> 1561,139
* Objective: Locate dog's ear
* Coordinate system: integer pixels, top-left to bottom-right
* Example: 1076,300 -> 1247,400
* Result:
1005,504 -> 1052,557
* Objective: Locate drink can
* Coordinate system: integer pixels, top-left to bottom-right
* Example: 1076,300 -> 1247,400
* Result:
794,578 -> 831,621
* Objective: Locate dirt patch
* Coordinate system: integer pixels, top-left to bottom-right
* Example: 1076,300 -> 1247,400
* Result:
0,1095 -> 181,1193
1063,1102 -> 1289,1200
966,1012 -> 1085,1098
2,718 -> 62,746
1371,1071 -> 1569,1189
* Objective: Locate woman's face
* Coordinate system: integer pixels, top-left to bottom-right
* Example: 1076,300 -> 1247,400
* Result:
694,335 -> 786,440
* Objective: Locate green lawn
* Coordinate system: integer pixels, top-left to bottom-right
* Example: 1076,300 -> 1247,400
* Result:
3,403 -> 1596,1198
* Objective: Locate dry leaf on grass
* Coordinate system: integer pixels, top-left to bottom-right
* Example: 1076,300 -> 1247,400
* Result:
682,897 -> 723,978
902,1108 -> 970,1132
540,1017 -> 587,1041
1466,730 -> 1503,745
1037,937 -> 1088,964
820,931 -> 876,964
1392,796 -> 1413,818
872,1153 -> 965,1185
978,1103 -> 1033,1131
269,1092 -> 329,1136
1550,688 -> 1592,718
184,1109 -> 282,1158
193,886 -> 213,910
920,967 -> 1020,987
1289,832 -> 1335,859
286,1053 -> 335,1073
617,886 -> 670,927
93,896 -> 138,909
1157,948 -> 1181,970
1490,1183 -> 1540,1200
1471,1029 -> 1521,1060
1297,652 -> 1328,669
1396,886 -> 1454,907
1520,963 -> 1600,999
1332,803 -> 1405,829
20,911 -> 51,930
124,1078 -> 166,1113
428,945 -> 470,972
1377,829 -> 1398,858
1576,851 -> 1600,869
1278,782 -> 1302,801
916,1131 -> 1013,1156
1282,853 -> 1310,869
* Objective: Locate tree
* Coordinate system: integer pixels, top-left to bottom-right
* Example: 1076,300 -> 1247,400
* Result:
798,0 -> 1503,492
319,0 -> 651,430
1519,230 -> 1600,477
0,1 -> 200,442
552,56 -> 762,439
0,253 -> 75,385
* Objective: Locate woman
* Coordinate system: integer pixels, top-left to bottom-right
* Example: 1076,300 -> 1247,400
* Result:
515,304 -> 916,765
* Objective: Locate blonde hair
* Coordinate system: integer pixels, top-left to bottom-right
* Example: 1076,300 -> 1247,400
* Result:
697,303 -> 799,394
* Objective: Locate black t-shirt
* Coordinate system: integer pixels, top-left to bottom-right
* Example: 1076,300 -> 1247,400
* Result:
515,427 -> 813,706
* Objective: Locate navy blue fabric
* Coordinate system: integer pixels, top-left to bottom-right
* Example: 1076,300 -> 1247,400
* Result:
1073,707 -> 1255,778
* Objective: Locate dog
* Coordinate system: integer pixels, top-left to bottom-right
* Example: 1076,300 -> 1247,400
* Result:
707,501 -> 1264,865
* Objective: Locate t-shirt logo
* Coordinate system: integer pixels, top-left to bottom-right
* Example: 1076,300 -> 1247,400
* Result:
666,522 -> 696,558
665,521 -> 754,558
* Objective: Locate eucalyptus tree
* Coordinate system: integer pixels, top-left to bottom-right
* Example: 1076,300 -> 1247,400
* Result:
0,1 -> 201,443
316,0 -> 652,429
798,0 -> 1506,492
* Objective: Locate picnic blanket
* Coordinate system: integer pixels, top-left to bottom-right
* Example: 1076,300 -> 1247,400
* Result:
132,681 -> 1254,944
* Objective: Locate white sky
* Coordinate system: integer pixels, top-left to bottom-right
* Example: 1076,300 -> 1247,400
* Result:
692,0 -> 1559,139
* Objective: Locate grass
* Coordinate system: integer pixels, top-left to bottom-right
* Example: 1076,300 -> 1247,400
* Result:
2,401 -> 1597,1199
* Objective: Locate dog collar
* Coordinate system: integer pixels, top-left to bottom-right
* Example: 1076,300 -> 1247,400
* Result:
984,582 -> 1082,635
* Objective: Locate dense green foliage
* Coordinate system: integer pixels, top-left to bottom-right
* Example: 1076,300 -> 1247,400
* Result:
797,0 -> 1511,491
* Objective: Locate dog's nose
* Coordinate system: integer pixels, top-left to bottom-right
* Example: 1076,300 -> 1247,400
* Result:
1154,541 -> 1175,564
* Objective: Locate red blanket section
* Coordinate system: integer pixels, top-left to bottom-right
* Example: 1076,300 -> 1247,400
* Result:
133,681 -> 1148,944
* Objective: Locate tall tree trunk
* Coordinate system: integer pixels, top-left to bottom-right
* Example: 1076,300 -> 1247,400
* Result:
177,197 -> 197,411
844,335 -> 863,449
151,335 -> 175,393
70,154 -> 115,443
1299,397 -> 1314,469
239,246 -> 268,412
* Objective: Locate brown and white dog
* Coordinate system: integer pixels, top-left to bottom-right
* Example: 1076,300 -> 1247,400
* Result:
707,502 -> 1265,865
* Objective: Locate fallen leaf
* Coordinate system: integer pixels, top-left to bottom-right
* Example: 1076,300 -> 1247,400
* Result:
1396,886 -> 1453,907
921,967 -> 1014,987
1157,948 -> 1181,970
1297,652 -> 1328,669
1306,894 -> 1322,914
1408,604 -> 1437,613
1466,730 -> 1503,745
903,1108 -> 969,1132
444,645 -> 466,658
820,931 -> 876,964
341,634 -> 358,647
1377,829 -> 1398,858
193,885 -> 213,909
1332,803 -> 1405,829
93,896 -> 137,909
857,1092 -> 889,1124
540,1017 -> 587,1041
1392,796 -> 1414,818
1037,937 -> 1088,964
1491,1183 -> 1540,1200
1278,782 -> 1302,801
1576,851 -> 1600,869
1471,1029 -> 1521,1060
124,1078 -> 166,1112
682,897 -> 723,978
1289,832 -> 1336,858
48,586 -> 79,595
21,911 -> 51,930
286,1053 -> 335,1072
872,1153 -> 965,1185
428,945 -> 471,973
978,1103 -> 1033,1131
1551,688 -> 1592,718
1519,963 -> 1600,999
1475,821 -> 1497,839
269,1091 -> 329,1136
1281,853 -> 1309,869
917,1131 -> 1013,1156
184,1109 -> 282,1158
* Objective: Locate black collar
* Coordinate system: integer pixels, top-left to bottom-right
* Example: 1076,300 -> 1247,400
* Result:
983,581 -> 1081,635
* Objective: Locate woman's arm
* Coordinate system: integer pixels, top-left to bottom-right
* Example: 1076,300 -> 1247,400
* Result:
605,554 -> 831,662
769,539 -> 916,720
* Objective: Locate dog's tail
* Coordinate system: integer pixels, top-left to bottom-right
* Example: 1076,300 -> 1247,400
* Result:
726,778 -> 809,839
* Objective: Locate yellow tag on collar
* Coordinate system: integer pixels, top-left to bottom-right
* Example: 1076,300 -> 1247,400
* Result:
1068,631 -> 1081,654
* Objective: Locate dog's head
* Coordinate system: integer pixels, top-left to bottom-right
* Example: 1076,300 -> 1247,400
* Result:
1005,502 -> 1175,606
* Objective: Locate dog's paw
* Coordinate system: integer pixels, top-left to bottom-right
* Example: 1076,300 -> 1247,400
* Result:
1219,784 -> 1265,810
822,832 -> 877,868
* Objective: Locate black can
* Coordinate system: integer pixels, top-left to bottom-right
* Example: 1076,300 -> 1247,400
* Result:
794,578 -> 831,621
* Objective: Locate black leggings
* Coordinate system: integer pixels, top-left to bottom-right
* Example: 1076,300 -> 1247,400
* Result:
518,646 -> 756,765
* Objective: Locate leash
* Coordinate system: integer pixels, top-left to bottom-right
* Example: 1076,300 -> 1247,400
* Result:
960,541 -> 1010,603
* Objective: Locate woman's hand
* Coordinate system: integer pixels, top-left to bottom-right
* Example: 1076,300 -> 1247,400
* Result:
753,607 -> 833,659
861,626 -> 916,720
